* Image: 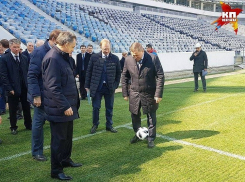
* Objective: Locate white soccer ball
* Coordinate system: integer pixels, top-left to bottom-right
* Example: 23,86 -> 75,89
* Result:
136,127 -> 149,140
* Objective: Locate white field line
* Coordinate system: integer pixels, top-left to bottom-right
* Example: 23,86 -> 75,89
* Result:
123,125 -> 245,161
0,94 -> 242,162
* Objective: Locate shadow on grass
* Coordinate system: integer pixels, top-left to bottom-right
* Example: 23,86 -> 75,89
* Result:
164,130 -> 220,140
165,86 -> 245,94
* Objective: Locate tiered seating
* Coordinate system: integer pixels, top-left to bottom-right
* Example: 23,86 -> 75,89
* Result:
144,14 -> 245,52
0,0 -> 66,45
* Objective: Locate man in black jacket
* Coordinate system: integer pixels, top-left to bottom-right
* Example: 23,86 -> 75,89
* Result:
85,39 -> 121,134
190,43 -> 208,92
121,42 -> 164,148
76,45 -> 88,100
0,39 -> 32,134
42,31 -> 81,180
22,42 -> 34,64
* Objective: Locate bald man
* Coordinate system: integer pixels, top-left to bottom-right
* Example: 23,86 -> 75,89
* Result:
85,39 -> 121,134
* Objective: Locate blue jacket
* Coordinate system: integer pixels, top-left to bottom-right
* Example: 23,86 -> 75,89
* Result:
42,45 -> 80,122
27,40 -> 50,106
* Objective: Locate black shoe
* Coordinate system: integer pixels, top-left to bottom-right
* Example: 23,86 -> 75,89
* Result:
11,129 -> 17,135
130,135 -> 140,144
33,155 -> 47,161
193,89 -> 198,92
106,127 -> 117,133
203,89 -> 206,93
90,125 -> 98,134
62,161 -> 82,168
148,141 -> 155,148
51,173 -> 72,180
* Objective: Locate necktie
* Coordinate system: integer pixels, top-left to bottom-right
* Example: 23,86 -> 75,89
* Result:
137,60 -> 142,70
15,56 -> 20,63
82,54 -> 85,60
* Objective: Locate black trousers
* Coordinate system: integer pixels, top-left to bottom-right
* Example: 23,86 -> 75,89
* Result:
50,120 -> 73,174
131,103 -> 157,142
79,75 -> 87,99
8,88 -> 32,130
194,72 -> 206,90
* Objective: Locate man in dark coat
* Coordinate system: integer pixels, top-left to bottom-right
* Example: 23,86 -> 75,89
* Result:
190,43 -> 208,92
27,29 -> 61,161
0,39 -> 32,134
85,39 -> 121,134
76,45 -> 89,100
120,52 -> 127,72
22,42 -> 34,64
121,42 -> 164,148
42,31 -> 81,181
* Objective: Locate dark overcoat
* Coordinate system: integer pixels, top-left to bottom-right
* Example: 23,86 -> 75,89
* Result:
190,50 -> 208,73
42,45 -> 80,122
121,51 -> 164,115
27,40 -> 50,106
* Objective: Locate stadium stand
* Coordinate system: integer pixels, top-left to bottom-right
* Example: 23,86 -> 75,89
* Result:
1,0 -> 245,53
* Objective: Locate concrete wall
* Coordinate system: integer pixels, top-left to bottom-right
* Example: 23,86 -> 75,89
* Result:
115,51 -> 235,72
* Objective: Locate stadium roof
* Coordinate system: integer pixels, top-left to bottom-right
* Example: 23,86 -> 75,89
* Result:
202,0 -> 244,3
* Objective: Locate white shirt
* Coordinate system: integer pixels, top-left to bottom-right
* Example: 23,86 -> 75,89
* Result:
11,52 -> 20,61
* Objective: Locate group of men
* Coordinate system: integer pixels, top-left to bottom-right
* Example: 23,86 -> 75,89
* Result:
0,27 -> 208,180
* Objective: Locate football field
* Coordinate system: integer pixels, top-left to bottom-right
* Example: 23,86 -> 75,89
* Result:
0,70 -> 245,182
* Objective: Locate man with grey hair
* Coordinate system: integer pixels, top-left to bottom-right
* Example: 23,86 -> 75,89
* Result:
121,42 -> 164,148
42,31 -> 81,180
85,39 -> 121,134
0,39 -> 32,134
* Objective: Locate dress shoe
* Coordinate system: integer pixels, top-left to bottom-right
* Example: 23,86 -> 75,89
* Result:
62,161 -> 82,168
11,129 -> 17,135
33,155 -> 47,161
106,127 -> 117,133
51,173 -> 72,180
193,89 -> 198,92
203,89 -> 206,93
130,135 -> 140,144
90,125 -> 98,134
0,111 -> 6,115
148,141 -> 155,148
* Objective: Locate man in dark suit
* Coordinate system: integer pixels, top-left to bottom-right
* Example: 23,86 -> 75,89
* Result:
22,42 -> 34,64
190,43 -> 208,92
76,45 -> 88,100
120,52 -> 127,72
121,42 -> 164,148
0,39 -> 32,135
28,29 -> 61,161
42,31 -> 81,180
85,39 -> 121,134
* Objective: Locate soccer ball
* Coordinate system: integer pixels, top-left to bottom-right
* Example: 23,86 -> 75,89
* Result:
136,127 -> 149,140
